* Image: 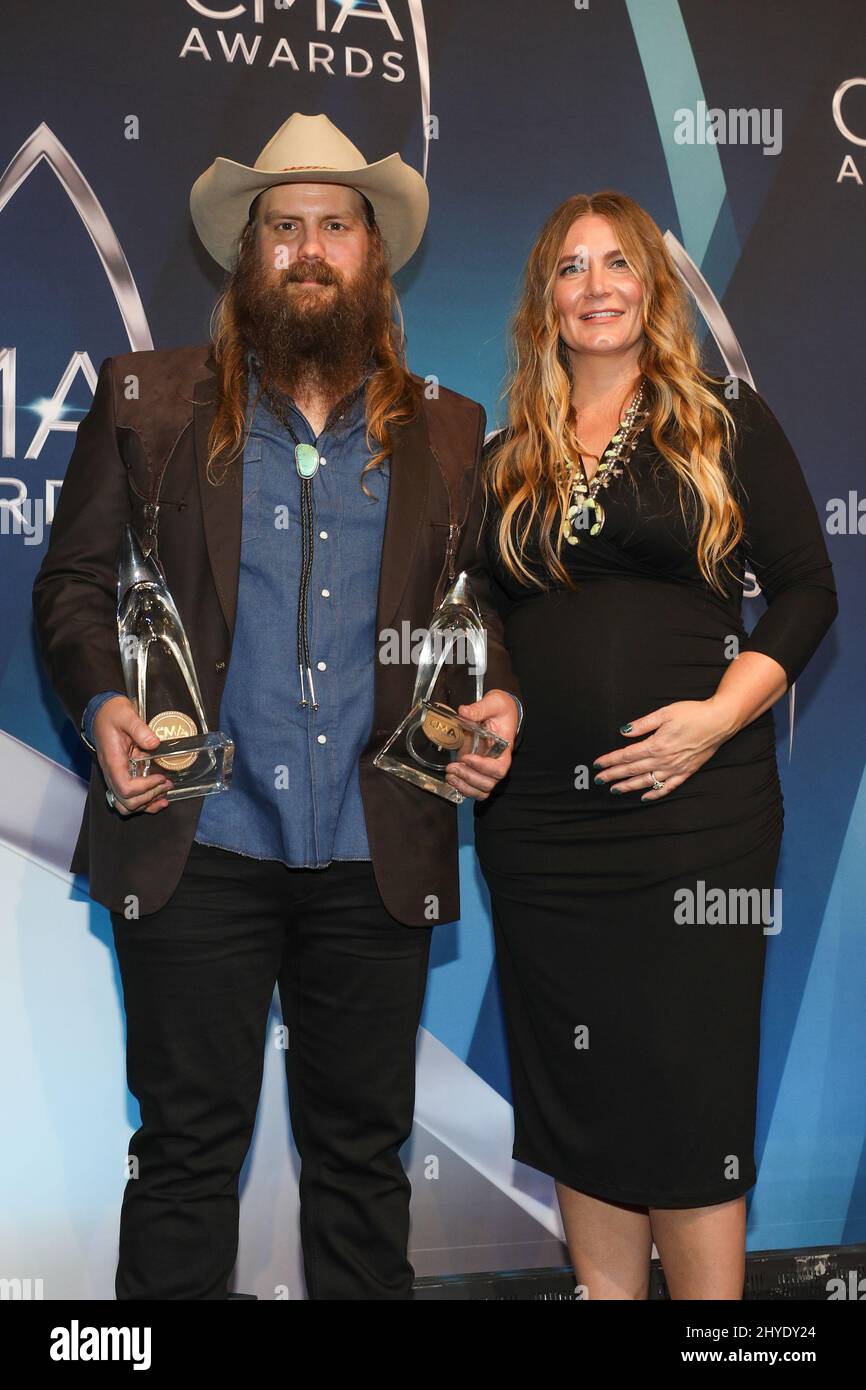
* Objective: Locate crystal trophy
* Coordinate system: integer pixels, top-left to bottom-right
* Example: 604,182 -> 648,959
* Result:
117,523 -> 234,800
373,571 -> 509,804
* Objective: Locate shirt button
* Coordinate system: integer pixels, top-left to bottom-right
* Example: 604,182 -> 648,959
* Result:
317,734 -> 327,744
319,530 -> 328,539
321,588 -> 330,598
317,661 -> 326,671
319,457 -> 327,466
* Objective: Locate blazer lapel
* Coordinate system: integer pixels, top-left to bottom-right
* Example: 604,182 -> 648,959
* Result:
375,405 -> 432,637
194,355 -> 242,637
194,353 -> 434,643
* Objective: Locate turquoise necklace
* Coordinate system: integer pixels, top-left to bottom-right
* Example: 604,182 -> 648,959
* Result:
560,380 -> 648,543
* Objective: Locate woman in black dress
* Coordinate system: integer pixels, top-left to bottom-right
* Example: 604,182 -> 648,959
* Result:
447,192 -> 837,1299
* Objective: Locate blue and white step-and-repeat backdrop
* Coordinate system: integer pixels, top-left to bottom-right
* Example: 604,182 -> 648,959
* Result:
1,0 -> 864,1297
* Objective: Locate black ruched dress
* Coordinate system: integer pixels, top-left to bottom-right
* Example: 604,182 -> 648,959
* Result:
474,379 -> 837,1209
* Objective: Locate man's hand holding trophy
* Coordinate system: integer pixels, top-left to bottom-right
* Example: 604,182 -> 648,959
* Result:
102,522 -> 235,815
374,571 -> 516,803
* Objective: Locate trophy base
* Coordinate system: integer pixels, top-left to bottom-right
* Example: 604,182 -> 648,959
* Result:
373,700 -> 509,804
129,731 -> 235,801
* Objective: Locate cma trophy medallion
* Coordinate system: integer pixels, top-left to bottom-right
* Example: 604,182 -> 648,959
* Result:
373,571 -> 509,804
117,523 -> 234,800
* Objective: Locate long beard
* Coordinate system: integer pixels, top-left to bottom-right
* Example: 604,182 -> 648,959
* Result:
233,243 -> 387,408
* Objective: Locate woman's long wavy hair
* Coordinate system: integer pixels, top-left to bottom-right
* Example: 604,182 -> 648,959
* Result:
205,206 -> 419,493
485,191 -> 744,595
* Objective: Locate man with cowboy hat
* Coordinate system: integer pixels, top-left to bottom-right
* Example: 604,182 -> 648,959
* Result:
32,112 -> 522,1300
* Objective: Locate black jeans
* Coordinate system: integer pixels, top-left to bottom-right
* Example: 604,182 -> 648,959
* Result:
110,840 -> 432,1300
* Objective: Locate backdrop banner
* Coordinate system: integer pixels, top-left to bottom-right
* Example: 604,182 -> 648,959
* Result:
1,0 -> 863,1299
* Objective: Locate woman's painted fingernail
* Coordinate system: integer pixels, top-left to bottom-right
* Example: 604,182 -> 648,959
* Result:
620,723 -> 632,733
610,786 -> 622,795
594,775 -> 606,784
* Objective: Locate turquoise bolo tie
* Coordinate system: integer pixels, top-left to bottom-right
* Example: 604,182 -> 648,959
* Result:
253,359 -> 368,713
295,442 -> 321,710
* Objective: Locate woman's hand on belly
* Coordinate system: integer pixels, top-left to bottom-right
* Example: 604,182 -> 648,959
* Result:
591,699 -> 736,801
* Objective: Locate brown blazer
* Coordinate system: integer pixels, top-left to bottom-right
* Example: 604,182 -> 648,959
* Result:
31,344 -> 522,925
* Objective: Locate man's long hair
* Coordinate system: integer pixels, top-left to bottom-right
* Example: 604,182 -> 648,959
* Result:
205,209 -> 419,492
485,191 -> 744,595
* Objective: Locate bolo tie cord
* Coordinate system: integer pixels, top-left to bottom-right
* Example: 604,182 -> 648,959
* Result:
255,395 -> 320,710
297,465 -> 317,710
255,369 -> 367,713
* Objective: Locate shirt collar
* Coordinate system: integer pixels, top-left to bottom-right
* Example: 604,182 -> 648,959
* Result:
245,346 -> 375,431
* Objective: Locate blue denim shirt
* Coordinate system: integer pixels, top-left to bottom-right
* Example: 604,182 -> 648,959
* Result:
83,364 -> 388,866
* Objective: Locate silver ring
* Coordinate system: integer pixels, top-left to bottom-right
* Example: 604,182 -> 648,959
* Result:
105,789 -> 116,808
649,771 -> 665,791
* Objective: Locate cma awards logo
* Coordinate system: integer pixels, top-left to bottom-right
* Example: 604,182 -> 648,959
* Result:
0,124 -> 153,546
179,0 -> 433,173
834,78 -> 866,185
179,0 -> 414,76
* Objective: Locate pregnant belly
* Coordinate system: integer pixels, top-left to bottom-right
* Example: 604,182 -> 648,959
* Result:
475,578 -> 782,886
499,578 -> 772,782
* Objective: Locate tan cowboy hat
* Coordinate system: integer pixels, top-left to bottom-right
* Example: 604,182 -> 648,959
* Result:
189,111 -> 429,274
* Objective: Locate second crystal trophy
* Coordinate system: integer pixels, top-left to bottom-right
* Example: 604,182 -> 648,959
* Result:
117,523 -> 234,800
373,571 -> 509,804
